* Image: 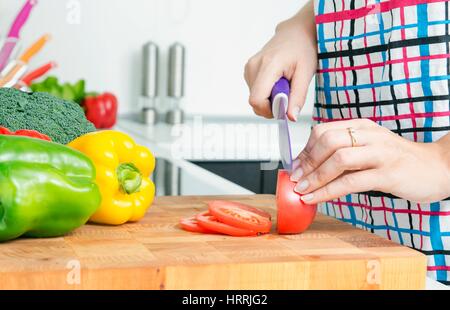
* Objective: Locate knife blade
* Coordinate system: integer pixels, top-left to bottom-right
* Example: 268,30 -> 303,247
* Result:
270,77 -> 293,173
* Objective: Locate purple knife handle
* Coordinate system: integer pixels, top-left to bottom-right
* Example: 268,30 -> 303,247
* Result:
270,77 -> 290,103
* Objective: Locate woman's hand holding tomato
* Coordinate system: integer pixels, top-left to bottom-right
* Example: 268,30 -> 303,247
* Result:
290,119 -> 450,204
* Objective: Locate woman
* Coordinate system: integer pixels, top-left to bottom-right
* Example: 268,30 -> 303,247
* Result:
245,0 -> 450,284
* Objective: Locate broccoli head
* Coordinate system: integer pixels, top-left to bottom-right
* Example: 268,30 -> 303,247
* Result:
0,87 -> 96,144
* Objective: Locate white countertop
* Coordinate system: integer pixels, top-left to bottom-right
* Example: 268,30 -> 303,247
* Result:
118,115 -> 312,161
117,115 -> 446,290
116,117 -> 254,196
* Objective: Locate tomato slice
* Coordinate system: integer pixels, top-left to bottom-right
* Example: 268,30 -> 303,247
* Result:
180,215 -> 216,234
276,170 -> 317,234
209,200 -> 272,220
208,201 -> 272,234
196,211 -> 258,237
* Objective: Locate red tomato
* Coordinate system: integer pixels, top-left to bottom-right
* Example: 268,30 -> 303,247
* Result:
209,200 -> 272,220
0,127 -> 11,135
15,129 -> 52,141
0,126 -> 51,141
208,201 -> 272,234
196,211 -> 258,237
180,216 -> 215,234
276,170 -> 317,234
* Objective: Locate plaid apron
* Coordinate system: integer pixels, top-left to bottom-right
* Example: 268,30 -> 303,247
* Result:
314,0 -> 450,284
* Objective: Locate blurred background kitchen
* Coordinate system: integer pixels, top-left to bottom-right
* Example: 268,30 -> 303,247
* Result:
0,0 -> 314,196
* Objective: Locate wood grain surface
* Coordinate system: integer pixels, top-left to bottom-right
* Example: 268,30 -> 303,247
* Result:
0,195 -> 427,290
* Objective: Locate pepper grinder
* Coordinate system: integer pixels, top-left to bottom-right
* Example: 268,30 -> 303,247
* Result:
141,42 -> 159,124
166,42 -> 185,125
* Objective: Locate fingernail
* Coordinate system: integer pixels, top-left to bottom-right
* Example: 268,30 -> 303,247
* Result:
292,158 -> 301,170
295,180 -> 309,193
292,107 -> 300,121
301,193 -> 314,202
290,168 -> 304,182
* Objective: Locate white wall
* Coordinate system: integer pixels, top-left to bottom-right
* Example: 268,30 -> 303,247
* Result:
0,0 -> 314,117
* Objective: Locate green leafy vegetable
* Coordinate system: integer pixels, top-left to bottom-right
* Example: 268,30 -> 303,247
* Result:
31,76 -> 86,105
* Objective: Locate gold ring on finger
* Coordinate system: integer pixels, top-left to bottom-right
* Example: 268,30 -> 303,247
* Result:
347,127 -> 357,147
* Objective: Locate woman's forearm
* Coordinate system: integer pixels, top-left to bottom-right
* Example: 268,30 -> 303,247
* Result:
276,0 -> 316,44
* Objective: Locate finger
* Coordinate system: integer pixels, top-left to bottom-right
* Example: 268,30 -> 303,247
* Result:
301,118 -> 377,157
292,157 -> 301,171
246,62 -> 274,119
300,169 -> 380,204
294,146 -> 381,194
286,66 -> 310,122
291,120 -> 376,181
244,55 -> 261,88
292,128 -> 375,180
249,59 -> 284,119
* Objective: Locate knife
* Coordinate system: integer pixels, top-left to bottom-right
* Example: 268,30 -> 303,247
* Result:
270,77 -> 293,173
0,0 -> 38,72
0,34 -> 51,88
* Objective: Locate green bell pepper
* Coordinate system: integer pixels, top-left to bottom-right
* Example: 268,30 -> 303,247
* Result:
0,135 -> 101,242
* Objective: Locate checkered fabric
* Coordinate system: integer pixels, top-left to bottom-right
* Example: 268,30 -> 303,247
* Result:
314,0 -> 450,284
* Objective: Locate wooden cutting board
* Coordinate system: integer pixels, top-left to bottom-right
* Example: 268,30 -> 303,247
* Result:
0,195 -> 426,290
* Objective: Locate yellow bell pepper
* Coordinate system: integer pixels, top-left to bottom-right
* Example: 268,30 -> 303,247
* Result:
68,131 -> 156,225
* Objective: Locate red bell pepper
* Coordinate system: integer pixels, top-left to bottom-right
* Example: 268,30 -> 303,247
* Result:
83,93 -> 118,129
0,126 -> 52,141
